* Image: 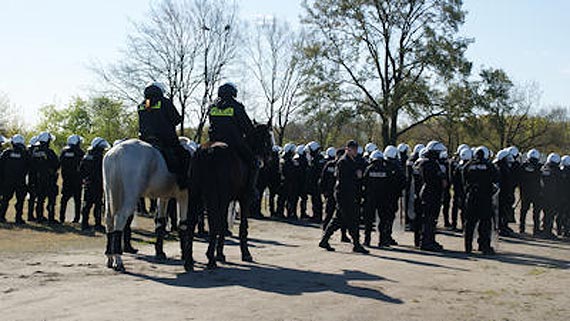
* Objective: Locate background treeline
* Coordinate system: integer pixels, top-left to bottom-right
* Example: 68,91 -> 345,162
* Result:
1,0 -> 568,154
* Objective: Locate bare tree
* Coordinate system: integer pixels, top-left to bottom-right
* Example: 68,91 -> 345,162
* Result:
244,17 -> 306,146
192,0 -> 240,142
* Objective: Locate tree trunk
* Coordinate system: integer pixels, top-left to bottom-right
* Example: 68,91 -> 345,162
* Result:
389,112 -> 398,146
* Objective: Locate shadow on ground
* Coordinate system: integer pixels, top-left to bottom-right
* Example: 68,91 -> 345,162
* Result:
126,261 -> 403,304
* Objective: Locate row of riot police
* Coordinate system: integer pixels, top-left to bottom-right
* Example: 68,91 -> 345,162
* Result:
0,132 -> 110,231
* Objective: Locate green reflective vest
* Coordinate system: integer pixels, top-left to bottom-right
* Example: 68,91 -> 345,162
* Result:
210,106 -> 234,117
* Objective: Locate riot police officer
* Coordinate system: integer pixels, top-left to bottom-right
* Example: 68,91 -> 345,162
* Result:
276,143 -> 297,218
558,156 -> 570,237
319,140 -> 369,254
463,146 -> 498,254
518,149 -> 542,235
306,141 -> 325,222
494,149 -> 517,237
31,132 -> 59,223
59,134 -> 85,223
320,147 -> 338,229
26,136 -> 39,222
80,137 -> 110,231
294,145 -> 309,219
450,146 -> 472,231
418,141 -> 447,251
540,153 -> 561,239
0,135 -> 30,224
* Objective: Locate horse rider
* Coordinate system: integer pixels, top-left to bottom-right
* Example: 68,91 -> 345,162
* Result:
138,82 -> 189,189
207,82 -> 257,197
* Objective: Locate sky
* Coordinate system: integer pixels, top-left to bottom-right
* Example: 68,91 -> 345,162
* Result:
0,0 -> 569,126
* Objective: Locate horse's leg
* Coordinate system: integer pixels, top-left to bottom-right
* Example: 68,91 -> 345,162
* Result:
154,198 -> 168,260
239,196 -> 253,262
108,212 -> 129,272
123,214 -> 138,254
216,201 -> 229,263
205,199 -> 219,269
178,191 -> 195,272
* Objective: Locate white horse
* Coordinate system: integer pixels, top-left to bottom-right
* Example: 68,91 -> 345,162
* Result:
103,139 -> 189,272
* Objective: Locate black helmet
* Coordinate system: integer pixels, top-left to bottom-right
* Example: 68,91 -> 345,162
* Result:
218,82 -> 238,99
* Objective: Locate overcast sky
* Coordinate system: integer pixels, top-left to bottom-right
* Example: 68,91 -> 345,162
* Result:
1,0 -> 568,126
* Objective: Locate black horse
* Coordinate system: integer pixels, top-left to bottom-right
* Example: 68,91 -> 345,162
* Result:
180,121 -> 273,271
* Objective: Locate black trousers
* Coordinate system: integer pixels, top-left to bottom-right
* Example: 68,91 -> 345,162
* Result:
421,200 -> 441,247
82,187 -> 103,228
0,183 -> 27,221
322,197 -> 360,246
36,183 -> 57,221
60,184 -> 82,222
519,193 -> 541,232
464,210 -> 492,251
322,193 -> 336,230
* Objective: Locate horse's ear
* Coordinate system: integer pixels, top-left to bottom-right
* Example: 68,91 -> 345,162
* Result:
267,118 -> 272,128
253,118 -> 257,125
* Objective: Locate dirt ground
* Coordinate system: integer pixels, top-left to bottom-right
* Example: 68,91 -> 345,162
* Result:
1,201 -> 569,321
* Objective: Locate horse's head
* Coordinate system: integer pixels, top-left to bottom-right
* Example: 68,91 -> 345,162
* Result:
247,120 -> 274,162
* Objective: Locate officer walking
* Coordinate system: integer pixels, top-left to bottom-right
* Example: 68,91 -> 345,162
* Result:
463,146 -> 498,254
80,137 -> 110,231
59,135 -> 85,223
319,140 -> 369,254
30,132 -> 59,223
0,135 -> 30,224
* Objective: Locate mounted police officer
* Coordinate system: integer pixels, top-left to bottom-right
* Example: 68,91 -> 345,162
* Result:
319,140 -> 369,254
463,146 -> 498,254
80,137 -> 110,231
0,135 -> 30,224
138,82 -> 188,188
518,149 -> 542,235
208,82 -> 257,196
31,132 -> 59,223
59,134 -> 85,223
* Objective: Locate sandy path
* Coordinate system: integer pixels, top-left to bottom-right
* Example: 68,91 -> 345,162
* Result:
1,217 -> 569,321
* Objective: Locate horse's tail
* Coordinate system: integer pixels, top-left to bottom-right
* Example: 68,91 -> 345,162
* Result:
103,147 -> 129,232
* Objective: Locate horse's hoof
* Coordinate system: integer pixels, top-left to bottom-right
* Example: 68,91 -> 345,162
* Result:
114,264 -> 126,273
156,252 -> 167,261
106,258 -> 113,269
242,254 -> 253,262
184,261 -> 194,272
124,246 -> 139,254
215,254 -> 226,263
206,261 -> 217,270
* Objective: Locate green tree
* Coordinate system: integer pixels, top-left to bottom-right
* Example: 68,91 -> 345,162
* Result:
302,0 -> 472,146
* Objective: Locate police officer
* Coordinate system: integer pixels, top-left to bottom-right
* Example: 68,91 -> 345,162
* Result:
59,134 -> 85,223
406,144 -> 424,233
494,149 -> 517,237
319,140 -> 369,254
450,146 -> 472,231
31,132 -> 59,223
80,137 -> 110,231
0,135 -> 30,224
518,149 -> 543,235
294,145 -> 309,219
306,141 -> 325,222
363,150 -> 385,246
463,146 -> 498,254
558,156 -> 570,237
439,150 -> 452,228
208,82 -> 256,195
320,147 -> 338,229
26,136 -> 39,222
138,82 -> 188,188
540,153 -> 561,239
276,143 -> 297,218
254,145 -> 281,217
418,141 -> 447,251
